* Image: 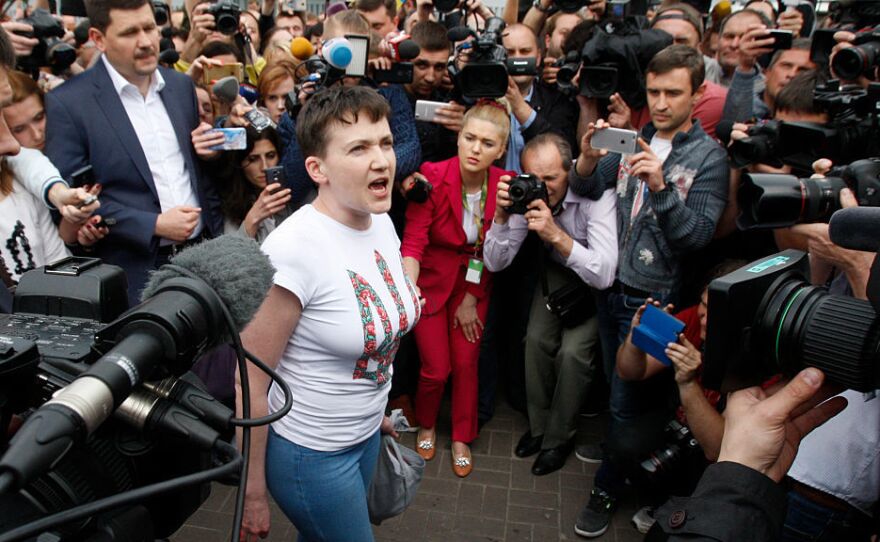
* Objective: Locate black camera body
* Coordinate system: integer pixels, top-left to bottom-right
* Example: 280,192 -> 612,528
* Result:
0,261 -> 212,540
505,174 -> 548,214
449,17 -> 538,99
207,0 -> 241,35
703,249 -> 880,393
373,62 -> 414,84
640,420 -> 701,479
557,19 -> 671,109
15,8 -> 76,75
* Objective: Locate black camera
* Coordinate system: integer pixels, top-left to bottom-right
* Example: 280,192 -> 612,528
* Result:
703,249 -> 880,393
0,260 -> 216,539
831,26 -> 880,81
152,0 -> 170,26
640,420 -> 701,478
15,8 -> 76,76
206,0 -> 241,36
448,17 -> 538,99
557,18 -> 671,109
555,0 -> 586,13
373,62 -> 414,84
505,174 -> 548,214
737,158 -> 880,230
406,177 -> 433,203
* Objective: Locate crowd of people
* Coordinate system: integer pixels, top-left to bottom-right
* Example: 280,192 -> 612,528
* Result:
0,0 -> 877,540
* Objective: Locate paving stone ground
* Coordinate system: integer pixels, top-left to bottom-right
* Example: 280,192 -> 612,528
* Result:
171,399 -> 647,542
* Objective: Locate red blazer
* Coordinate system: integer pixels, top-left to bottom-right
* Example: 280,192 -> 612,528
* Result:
401,157 -> 514,316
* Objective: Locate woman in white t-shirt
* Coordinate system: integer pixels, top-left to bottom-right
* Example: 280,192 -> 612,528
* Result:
237,87 -> 420,542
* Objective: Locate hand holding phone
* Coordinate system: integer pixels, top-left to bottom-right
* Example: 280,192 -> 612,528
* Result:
414,100 -> 449,123
590,126 -> 639,155
208,128 -> 247,150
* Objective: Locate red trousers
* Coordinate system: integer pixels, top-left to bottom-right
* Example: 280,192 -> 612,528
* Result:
413,276 -> 490,444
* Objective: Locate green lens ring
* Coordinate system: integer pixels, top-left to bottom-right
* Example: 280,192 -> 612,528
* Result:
775,287 -> 806,365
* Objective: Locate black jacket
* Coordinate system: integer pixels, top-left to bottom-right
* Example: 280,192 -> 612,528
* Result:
646,462 -> 787,541
522,81 -> 580,154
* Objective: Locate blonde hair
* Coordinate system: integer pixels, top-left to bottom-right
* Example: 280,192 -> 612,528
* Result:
462,100 -> 511,146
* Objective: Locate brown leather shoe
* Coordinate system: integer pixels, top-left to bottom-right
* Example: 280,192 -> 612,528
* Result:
451,444 -> 473,478
416,430 -> 436,461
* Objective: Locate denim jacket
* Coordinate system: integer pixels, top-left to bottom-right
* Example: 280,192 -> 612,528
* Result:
570,120 -> 729,294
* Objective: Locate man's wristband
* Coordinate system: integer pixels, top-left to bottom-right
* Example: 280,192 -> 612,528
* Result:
532,0 -> 554,13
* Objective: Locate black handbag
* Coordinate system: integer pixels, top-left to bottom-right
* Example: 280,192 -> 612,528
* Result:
540,247 -> 595,328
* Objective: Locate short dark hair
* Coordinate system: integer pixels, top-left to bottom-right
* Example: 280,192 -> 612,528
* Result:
768,37 -> 811,68
85,0 -> 150,33
522,132 -> 572,172
774,69 -> 823,116
410,21 -> 449,53
355,0 -> 397,18
0,27 -> 15,70
200,40 -> 245,63
296,85 -> 390,159
647,44 -> 705,93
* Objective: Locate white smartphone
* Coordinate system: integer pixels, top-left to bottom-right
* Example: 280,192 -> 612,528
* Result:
414,100 -> 448,123
344,34 -> 370,78
591,127 -> 639,155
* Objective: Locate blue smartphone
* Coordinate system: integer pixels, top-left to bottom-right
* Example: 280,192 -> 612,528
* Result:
208,127 -> 247,151
631,304 -> 686,366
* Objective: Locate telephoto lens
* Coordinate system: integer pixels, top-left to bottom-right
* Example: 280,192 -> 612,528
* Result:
832,40 -> 880,81
737,173 -> 846,229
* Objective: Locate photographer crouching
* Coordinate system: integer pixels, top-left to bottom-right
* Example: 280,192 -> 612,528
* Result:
484,133 -> 617,476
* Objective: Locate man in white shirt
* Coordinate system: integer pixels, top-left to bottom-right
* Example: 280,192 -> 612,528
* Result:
45,0 -> 223,306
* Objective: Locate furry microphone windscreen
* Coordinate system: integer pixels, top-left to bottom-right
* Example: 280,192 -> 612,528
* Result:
140,235 -> 275,334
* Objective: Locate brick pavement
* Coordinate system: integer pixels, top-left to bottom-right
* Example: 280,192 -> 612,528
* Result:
171,400 -> 647,542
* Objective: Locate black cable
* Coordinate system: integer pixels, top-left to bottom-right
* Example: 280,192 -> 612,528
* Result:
0,440 -> 242,542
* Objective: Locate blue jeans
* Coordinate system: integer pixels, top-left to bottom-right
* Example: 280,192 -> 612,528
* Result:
266,428 -> 380,542
783,489 -> 874,542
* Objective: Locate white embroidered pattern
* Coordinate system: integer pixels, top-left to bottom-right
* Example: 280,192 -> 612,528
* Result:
639,248 -> 655,266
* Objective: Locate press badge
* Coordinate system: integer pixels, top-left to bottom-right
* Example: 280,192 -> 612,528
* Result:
465,258 -> 484,284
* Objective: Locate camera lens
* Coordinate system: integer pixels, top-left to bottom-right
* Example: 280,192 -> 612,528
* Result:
579,66 -> 618,99
216,12 -> 239,35
737,173 -> 846,229
508,183 -> 525,201
756,280 -> 880,391
832,42 -> 880,81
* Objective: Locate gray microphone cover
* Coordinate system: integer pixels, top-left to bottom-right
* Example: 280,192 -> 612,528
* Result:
212,76 -> 240,104
829,207 -> 880,252
141,235 -> 275,335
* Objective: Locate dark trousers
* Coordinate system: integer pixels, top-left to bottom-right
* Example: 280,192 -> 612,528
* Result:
783,489 -> 874,542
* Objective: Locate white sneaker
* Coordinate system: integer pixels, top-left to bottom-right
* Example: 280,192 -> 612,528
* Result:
631,506 -> 655,533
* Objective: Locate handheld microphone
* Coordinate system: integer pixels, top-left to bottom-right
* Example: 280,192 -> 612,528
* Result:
322,37 -> 354,70
380,32 -> 421,61
447,26 -> 475,43
290,36 -> 315,61
829,207 -> 880,252
0,235 -> 274,493
158,47 -> 180,67
212,75 -> 240,104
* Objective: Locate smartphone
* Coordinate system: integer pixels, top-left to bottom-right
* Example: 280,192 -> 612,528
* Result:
244,109 -> 277,133
373,62 -> 414,84
208,127 -> 247,150
203,62 -> 244,86
344,34 -> 370,78
591,127 -> 639,155
768,29 -> 793,51
70,164 -> 95,187
282,0 -> 306,11
414,100 -> 448,123
264,166 -> 285,191
95,217 -> 117,229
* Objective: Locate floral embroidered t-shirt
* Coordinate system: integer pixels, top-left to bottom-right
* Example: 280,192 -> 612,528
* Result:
262,205 -> 420,451
0,180 -> 69,283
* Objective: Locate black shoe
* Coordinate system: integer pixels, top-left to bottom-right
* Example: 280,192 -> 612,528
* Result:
531,442 -> 572,476
574,488 -> 616,538
514,431 -> 543,458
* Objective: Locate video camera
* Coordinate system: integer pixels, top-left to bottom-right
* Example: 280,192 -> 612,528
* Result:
14,8 -> 76,76
703,249 -> 880,394
555,18 -> 671,109
447,17 -> 538,99
0,258 -> 226,540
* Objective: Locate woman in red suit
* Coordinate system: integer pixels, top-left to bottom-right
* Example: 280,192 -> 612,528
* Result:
402,101 -> 513,477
